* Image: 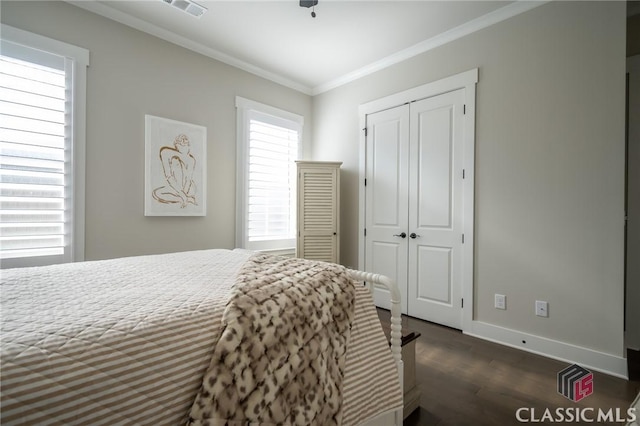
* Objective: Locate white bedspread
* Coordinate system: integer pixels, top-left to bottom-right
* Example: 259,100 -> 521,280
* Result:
0,249 -> 401,425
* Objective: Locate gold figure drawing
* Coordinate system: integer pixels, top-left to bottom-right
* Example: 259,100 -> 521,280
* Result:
153,134 -> 198,208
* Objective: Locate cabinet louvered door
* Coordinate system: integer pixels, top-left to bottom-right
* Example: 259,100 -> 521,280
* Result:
296,161 -> 341,263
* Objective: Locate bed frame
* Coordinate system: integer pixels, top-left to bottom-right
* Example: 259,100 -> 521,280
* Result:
348,270 -> 404,426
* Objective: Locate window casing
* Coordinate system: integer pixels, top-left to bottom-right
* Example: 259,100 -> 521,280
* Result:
236,97 -> 303,252
0,25 -> 88,268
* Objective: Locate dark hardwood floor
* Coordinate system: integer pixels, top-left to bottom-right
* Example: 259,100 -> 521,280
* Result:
376,309 -> 640,426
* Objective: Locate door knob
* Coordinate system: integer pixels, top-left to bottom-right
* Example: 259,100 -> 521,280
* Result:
409,233 -> 421,239
393,232 -> 407,238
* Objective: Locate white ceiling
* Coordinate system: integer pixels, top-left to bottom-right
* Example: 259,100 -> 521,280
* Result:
69,1 -> 545,95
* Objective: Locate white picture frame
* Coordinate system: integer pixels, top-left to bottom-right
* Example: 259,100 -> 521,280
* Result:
144,115 -> 207,216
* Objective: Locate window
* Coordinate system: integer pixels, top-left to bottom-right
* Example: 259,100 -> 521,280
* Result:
236,97 -> 303,252
0,25 -> 89,268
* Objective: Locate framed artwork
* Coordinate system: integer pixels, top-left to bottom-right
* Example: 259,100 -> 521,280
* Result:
144,115 -> 207,216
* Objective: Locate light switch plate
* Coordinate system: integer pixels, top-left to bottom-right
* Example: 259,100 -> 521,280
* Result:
535,300 -> 548,317
495,294 -> 506,310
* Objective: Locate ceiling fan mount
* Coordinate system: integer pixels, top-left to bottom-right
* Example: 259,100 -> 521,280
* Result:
300,0 -> 318,18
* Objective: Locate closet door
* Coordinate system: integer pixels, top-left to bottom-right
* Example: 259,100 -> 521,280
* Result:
364,90 -> 466,327
296,161 -> 341,263
362,70 -> 476,330
407,89 -> 465,329
364,105 -> 410,312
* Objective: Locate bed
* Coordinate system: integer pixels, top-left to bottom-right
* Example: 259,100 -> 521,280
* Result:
1,249 -> 403,425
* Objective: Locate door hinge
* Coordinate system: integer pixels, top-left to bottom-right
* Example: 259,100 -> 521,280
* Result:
463,104 -> 466,115
363,127 -> 368,137
461,298 -> 464,308
364,228 -> 367,237
364,178 -> 367,186
462,234 -> 465,244
462,169 -> 465,179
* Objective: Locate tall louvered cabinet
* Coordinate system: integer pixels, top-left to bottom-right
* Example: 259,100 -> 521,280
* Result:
296,161 -> 341,263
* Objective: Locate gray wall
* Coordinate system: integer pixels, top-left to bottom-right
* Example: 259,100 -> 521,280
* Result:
1,1 -> 313,261
312,1 -> 626,356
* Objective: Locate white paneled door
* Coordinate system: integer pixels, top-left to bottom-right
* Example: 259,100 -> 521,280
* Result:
407,90 -> 465,328
365,105 -> 410,313
365,89 -> 466,329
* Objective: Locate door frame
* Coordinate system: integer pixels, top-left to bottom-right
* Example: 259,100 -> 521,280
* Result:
358,68 -> 478,331
625,54 -> 640,351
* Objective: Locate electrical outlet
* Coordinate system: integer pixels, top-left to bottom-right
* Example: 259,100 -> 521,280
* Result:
535,300 -> 548,317
495,294 -> 506,310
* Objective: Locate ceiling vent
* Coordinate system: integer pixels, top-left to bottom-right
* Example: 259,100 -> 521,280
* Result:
161,0 -> 207,18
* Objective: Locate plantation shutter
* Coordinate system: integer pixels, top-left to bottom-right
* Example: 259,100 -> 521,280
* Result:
0,41 -> 71,263
246,110 -> 299,250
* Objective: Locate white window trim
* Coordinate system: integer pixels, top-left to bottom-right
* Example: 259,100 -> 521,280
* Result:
235,96 -> 303,252
1,25 -> 89,268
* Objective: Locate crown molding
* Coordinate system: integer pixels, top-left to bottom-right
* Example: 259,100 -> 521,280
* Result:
67,0 -> 547,97
66,1 -> 313,95
311,1 -> 549,95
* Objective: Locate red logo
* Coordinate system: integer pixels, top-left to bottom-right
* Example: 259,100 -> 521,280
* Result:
558,364 -> 593,402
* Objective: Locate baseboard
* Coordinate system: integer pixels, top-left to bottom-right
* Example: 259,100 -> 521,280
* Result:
465,320 -> 628,379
